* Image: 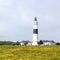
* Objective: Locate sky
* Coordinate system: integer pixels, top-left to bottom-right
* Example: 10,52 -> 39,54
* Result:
0,0 -> 60,42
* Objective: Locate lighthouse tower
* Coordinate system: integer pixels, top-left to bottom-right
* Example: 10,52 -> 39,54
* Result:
32,17 -> 38,45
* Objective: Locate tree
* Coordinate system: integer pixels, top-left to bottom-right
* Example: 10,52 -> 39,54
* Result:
16,41 -> 20,45
38,40 -> 43,45
56,42 -> 60,45
0,41 -> 16,45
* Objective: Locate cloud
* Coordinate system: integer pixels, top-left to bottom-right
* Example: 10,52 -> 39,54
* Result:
0,0 -> 60,42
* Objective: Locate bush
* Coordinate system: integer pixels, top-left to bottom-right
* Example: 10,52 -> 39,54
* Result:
56,42 -> 60,45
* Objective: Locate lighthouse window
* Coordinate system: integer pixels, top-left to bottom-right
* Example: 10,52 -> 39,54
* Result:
33,29 -> 38,34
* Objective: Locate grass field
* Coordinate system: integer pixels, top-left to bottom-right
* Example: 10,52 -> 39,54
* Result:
0,45 -> 60,60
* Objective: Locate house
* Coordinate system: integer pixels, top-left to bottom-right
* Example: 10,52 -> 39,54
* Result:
20,41 -> 25,46
42,40 -> 55,45
20,40 -> 32,46
20,40 -> 55,46
27,41 -> 32,45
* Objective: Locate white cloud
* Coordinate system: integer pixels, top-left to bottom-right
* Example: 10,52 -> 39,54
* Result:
0,0 -> 60,42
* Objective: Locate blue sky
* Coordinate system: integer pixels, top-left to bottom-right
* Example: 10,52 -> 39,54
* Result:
0,0 -> 60,42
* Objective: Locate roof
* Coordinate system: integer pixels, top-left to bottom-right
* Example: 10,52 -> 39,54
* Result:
42,40 -> 55,43
20,41 -> 32,43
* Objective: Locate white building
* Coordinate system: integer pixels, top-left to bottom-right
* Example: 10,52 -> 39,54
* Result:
27,42 -> 32,46
42,40 -> 55,45
20,41 -> 32,46
20,41 -> 25,46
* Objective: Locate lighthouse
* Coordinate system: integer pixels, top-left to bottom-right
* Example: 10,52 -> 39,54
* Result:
32,17 -> 38,45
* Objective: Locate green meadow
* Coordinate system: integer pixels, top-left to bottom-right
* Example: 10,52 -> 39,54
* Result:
0,45 -> 60,60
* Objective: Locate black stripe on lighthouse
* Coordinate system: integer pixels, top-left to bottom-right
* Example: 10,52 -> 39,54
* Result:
33,29 -> 38,34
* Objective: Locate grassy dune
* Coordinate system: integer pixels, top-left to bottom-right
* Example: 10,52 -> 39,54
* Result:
0,45 -> 60,60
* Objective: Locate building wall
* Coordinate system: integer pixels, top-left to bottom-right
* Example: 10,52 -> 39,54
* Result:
43,42 -> 55,45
